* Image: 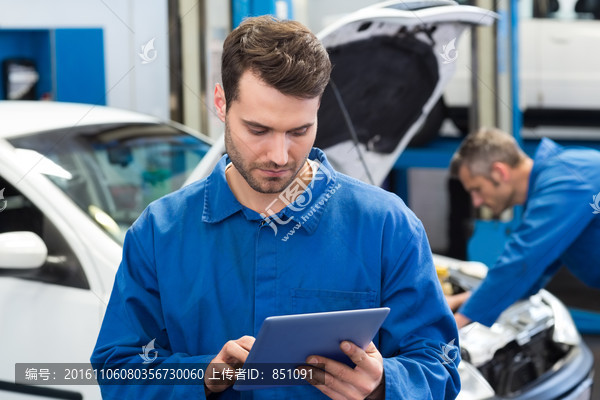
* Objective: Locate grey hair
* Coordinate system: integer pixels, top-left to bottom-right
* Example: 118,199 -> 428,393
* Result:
450,127 -> 528,178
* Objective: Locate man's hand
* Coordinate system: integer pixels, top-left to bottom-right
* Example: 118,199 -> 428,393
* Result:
204,336 -> 255,395
302,341 -> 385,400
454,312 -> 472,329
445,291 -> 471,312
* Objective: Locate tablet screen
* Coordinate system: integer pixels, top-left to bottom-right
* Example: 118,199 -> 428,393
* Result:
233,307 -> 390,390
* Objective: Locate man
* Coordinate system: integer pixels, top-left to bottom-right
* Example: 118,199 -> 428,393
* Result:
91,16 -> 459,399
449,127 -> 600,328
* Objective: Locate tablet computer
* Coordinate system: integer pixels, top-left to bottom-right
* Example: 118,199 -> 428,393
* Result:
233,307 -> 390,391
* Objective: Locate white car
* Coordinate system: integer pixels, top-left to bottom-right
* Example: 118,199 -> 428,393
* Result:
0,100 -> 222,399
433,255 -> 594,400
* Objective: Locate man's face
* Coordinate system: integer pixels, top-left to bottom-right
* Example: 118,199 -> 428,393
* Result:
215,71 -> 320,194
458,164 -> 516,217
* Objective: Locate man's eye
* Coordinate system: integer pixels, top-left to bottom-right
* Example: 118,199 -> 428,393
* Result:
290,129 -> 308,136
249,129 -> 267,135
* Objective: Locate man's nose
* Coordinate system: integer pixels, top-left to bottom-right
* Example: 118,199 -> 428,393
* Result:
471,193 -> 484,208
268,133 -> 289,166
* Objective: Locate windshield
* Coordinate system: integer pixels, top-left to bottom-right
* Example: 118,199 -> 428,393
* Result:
9,123 -> 211,244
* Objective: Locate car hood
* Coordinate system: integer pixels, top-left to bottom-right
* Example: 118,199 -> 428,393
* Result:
314,0 -> 496,186
433,254 -> 593,399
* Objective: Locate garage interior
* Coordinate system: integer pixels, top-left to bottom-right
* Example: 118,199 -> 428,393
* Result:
0,0 -> 598,399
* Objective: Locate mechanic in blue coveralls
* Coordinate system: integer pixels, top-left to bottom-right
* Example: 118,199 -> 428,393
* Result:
447,127 -> 600,328
91,16 -> 460,399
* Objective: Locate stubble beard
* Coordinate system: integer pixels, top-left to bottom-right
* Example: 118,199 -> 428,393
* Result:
489,176 -> 515,218
224,123 -> 307,195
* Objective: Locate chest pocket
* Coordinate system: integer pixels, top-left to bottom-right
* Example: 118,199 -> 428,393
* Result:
292,288 -> 377,314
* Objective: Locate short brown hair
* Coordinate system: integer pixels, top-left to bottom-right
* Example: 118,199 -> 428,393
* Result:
450,127 -> 528,178
221,16 -> 332,109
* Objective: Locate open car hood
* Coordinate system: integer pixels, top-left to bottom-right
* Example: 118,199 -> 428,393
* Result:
315,0 -> 496,186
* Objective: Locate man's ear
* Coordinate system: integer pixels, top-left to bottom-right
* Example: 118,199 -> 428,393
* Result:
490,162 -> 511,182
214,84 -> 226,122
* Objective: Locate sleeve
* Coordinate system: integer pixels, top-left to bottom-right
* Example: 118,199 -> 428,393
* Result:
379,211 -> 461,400
460,168 -> 597,327
90,209 -> 214,399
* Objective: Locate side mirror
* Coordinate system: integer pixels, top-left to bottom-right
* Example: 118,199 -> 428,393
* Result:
0,231 -> 47,269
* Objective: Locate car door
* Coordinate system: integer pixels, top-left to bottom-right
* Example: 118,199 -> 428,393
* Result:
0,141 -> 112,400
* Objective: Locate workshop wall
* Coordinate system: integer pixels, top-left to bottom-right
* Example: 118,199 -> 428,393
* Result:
0,0 -> 170,119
